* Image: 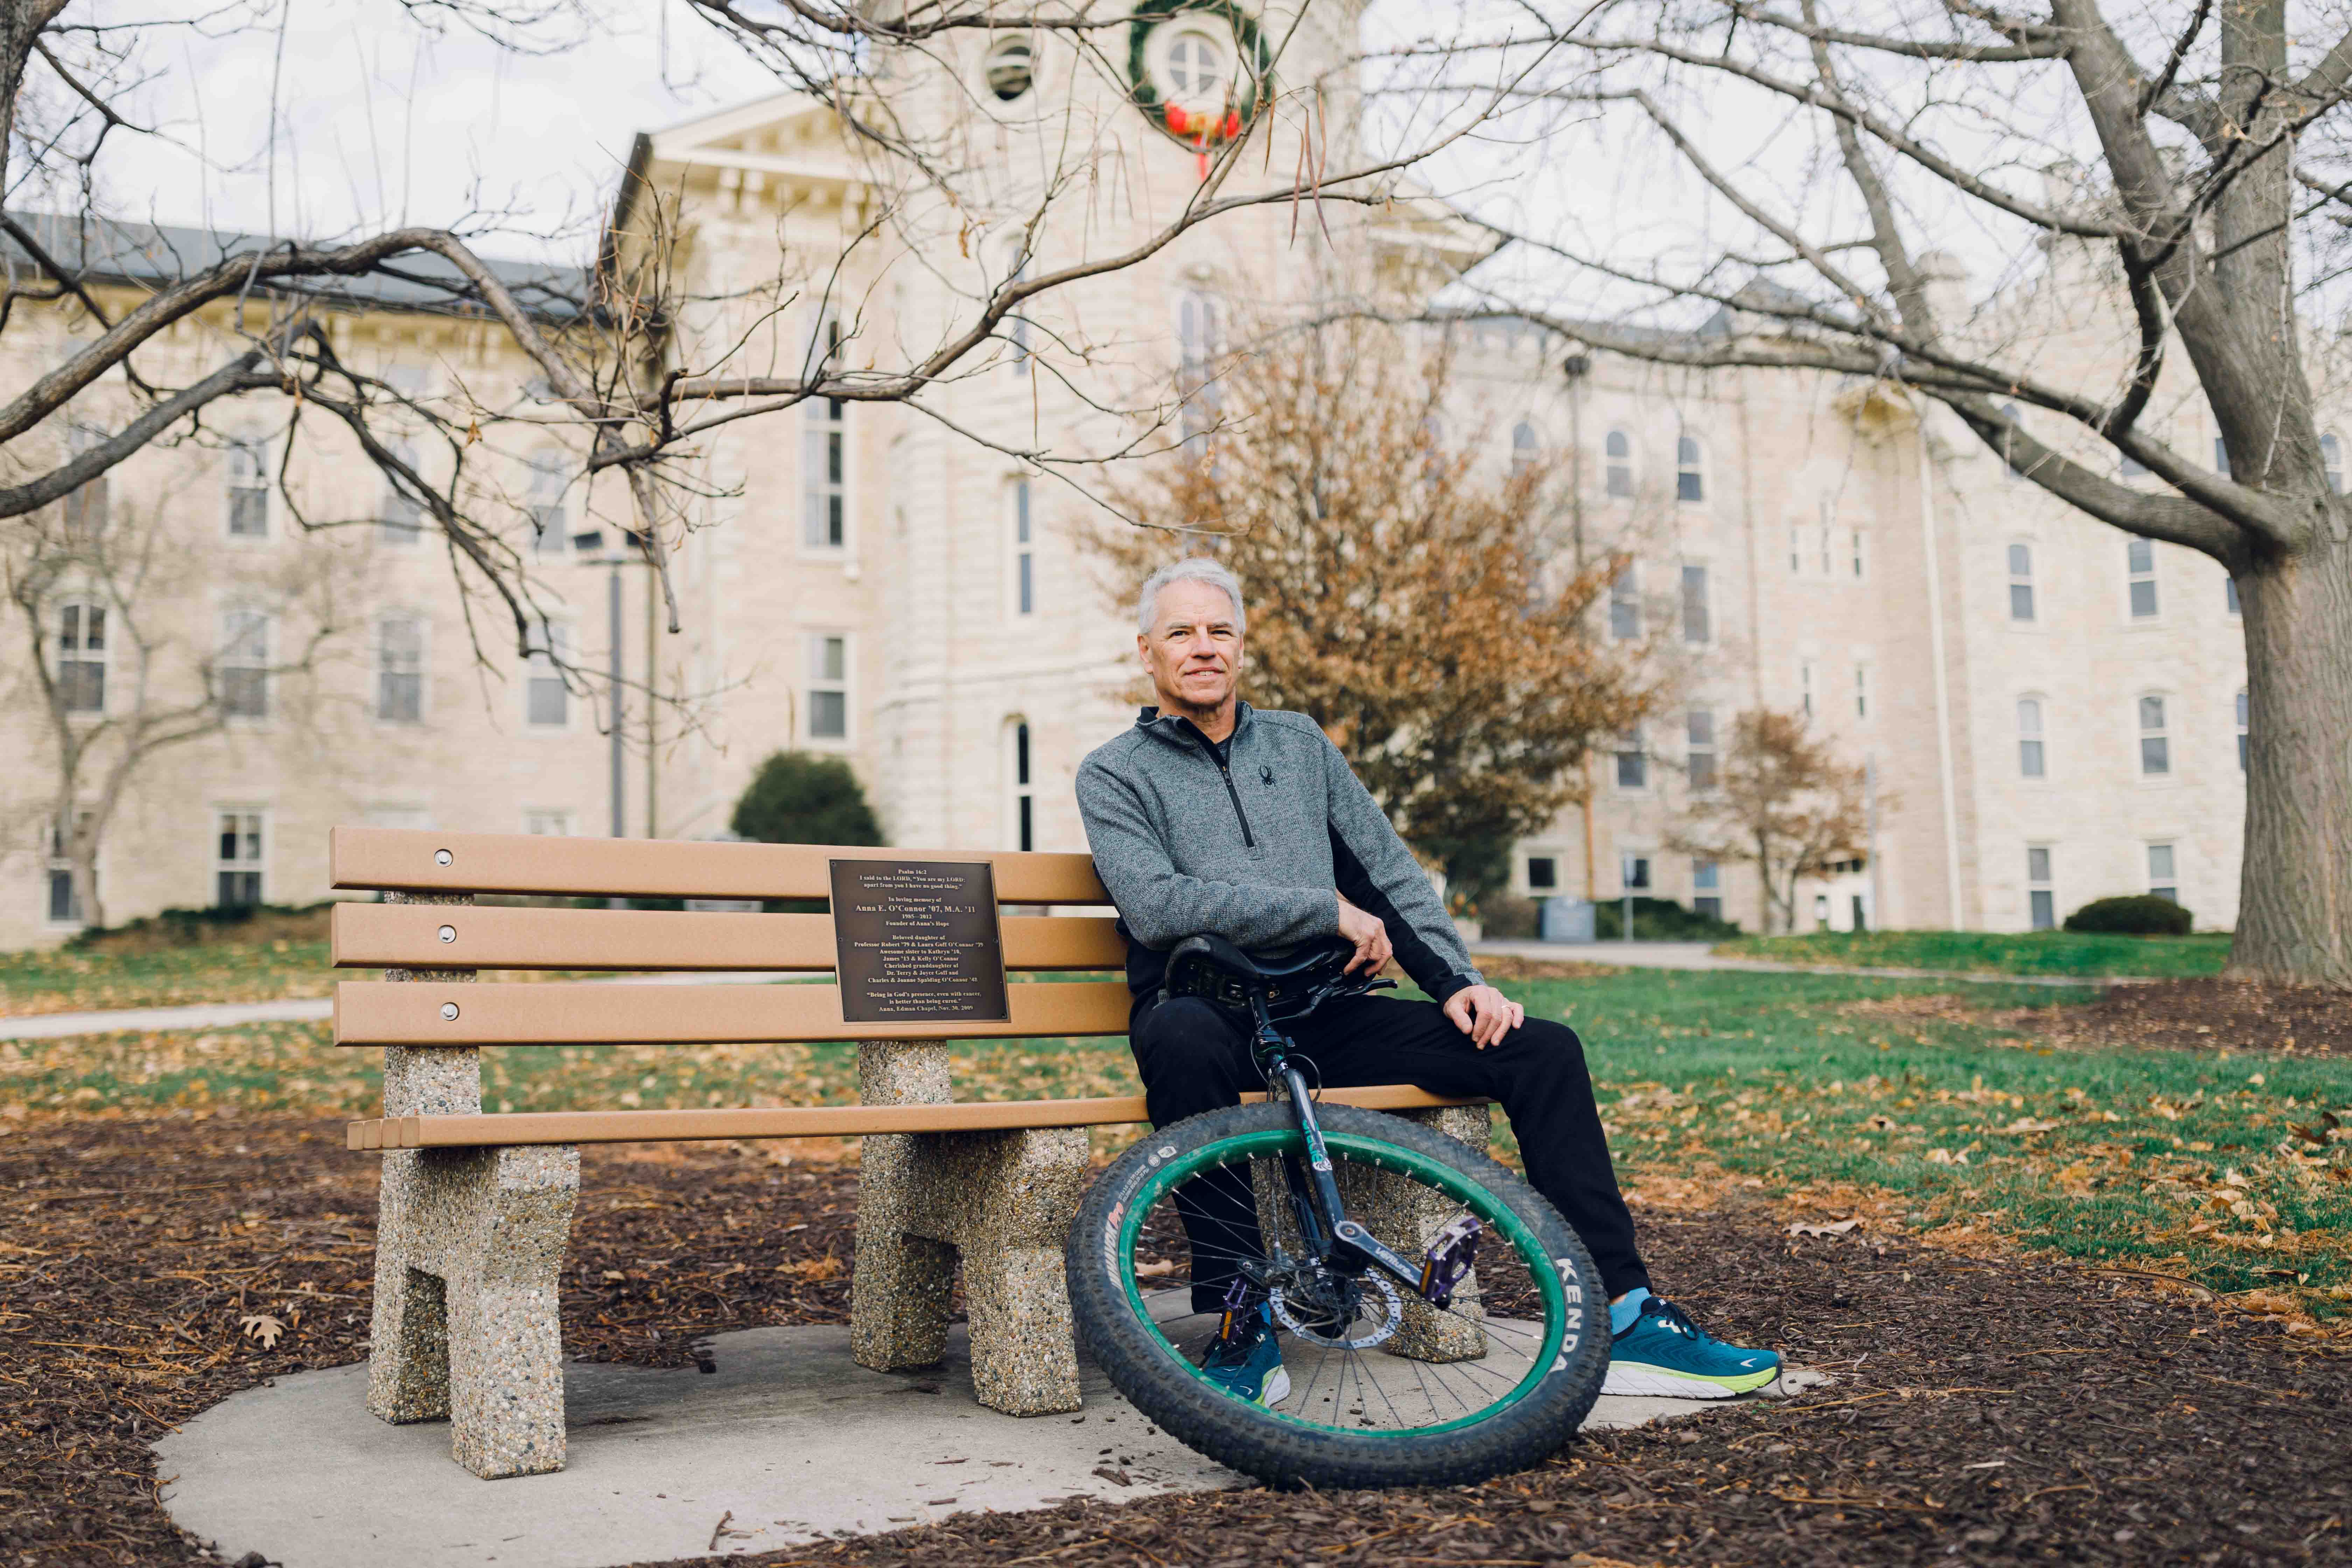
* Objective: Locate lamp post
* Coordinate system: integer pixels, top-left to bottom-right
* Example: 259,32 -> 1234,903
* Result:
572,527 -> 651,846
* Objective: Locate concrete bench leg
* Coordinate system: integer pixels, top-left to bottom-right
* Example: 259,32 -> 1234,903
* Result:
1368,1104 -> 1492,1363
850,1043 -> 1086,1415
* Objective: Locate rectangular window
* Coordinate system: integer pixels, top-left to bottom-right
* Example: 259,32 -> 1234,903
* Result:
808,634 -> 849,740
2127,537 -> 2159,618
1614,729 -> 1646,790
527,453 -> 568,558
1819,522 -> 1833,577
523,810 -> 572,836
2026,845 -> 2054,931
215,811 -> 264,909
219,611 -> 271,719
1686,709 -> 1716,792
1799,661 -> 1815,718
2121,450 -> 2148,478
2225,574 -> 2240,616
2007,542 -> 2035,622
1854,664 -> 1870,720
57,601 -> 106,714
2018,697 -> 2045,778
803,315 -> 847,551
377,616 -> 424,723
1012,480 -> 1035,618
2213,436 -> 2230,478
526,621 -> 568,728
45,811 -> 91,925
1788,524 -> 1801,575
2138,694 -> 2170,775
1609,569 -> 1640,641
379,443 -> 425,546
1012,719 -> 1035,850
1679,565 -> 1710,645
1526,856 -> 1558,891
226,439 -> 269,537
1692,856 -> 1720,919
2147,842 -> 2177,904
1851,528 -> 1866,580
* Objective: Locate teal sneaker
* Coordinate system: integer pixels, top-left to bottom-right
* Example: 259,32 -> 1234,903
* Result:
1603,1295 -> 1779,1399
1199,1305 -> 1291,1407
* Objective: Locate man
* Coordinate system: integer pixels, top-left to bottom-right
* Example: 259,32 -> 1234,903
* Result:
1076,556 -> 1778,1407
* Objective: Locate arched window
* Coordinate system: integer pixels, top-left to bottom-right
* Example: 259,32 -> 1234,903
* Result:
2237,688 -> 2249,772
2007,542 -> 2035,621
2325,432 -> 2345,494
1675,434 -> 1704,503
1510,420 -> 1539,479
1604,429 -> 1633,497
984,34 -> 1034,101
2016,696 -> 2045,778
2137,693 -> 2170,776
1008,719 -> 1035,850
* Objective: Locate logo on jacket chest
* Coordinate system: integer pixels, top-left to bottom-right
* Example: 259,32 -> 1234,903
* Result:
1259,764 -> 1275,787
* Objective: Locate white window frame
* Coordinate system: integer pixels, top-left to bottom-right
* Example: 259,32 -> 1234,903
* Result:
376,613 -> 427,725
44,808 -> 92,927
1603,429 -> 1633,498
2126,537 -> 2160,620
1613,726 -> 1648,792
1608,565 -> 1641,641
1999,401 -> 2025,481
1690,857 -> 1722,922
218,608 -> 272,722
805,631 -> 852,746
1006,716 -> 1036,850
1799,659 -> 1816,718
378,440 -> 426,547
527,451 -> 569,560
982,33 -> 1036,103
1787,521 -> 1802,576
1674,433 -> 1704,504
802,312 -> 849,556
54,596 -> 107,716
524,618 -> 572,732
1510,420 -> 1540,480
214,807 -> 267,910
522,808 -> 573,836
1176,290 -> 1223,444
2325,431 -> 2345,495
1850,526 -> 1867,581
1679,563 -> 1710,645
2006,541 -> 2036,623
1685,708 -> 1717,793
1008,477 -> 1037,620
2146,841 -> 2179,904
2136,692 -> 2172,778
2025,844 -> 2055,931
2017,695 -> 2047,779
1853,662 -> 1872,722
225,436 -> 270,540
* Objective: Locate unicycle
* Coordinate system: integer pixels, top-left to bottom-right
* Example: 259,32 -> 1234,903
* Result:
1066,935 -> 1607,1489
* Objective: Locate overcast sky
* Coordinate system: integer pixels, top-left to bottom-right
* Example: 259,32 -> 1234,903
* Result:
94,1 -> 778,264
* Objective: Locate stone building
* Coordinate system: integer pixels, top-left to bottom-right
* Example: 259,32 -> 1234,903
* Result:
0,9 -> 2260,948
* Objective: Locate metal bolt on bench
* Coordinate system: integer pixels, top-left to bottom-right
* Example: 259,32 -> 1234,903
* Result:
329,827 -> 1488,1478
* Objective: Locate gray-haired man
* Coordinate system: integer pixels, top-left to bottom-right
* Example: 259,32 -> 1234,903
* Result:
1075,557 -> 1779,1405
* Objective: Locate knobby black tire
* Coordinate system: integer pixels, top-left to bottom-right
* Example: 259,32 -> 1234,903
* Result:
1066,1102 -> 1608,1490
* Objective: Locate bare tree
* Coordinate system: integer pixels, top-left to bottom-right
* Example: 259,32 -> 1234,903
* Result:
1668,708 -> 1868,935
2,468 -> 346,929
1089,316 -> 1658,913
0,0 -> 1550,698
1418,0 -> 2352,986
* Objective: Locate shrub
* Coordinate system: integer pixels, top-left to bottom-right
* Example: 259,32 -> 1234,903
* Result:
65,901 -> 333,953
730,751 -> 884,849
1478,895 -> 1542,940
1591,896 -> 1743,941
2062,894 -> 2193,936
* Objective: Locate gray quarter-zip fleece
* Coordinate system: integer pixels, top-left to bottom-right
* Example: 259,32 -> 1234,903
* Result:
1076,702 -> 1483,1002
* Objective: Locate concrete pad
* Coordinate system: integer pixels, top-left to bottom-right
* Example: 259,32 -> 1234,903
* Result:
158,1323 -> 1828,1568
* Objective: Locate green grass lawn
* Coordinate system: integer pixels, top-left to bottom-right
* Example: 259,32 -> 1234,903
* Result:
7,966 -> 2345,1320
0,939 -> 340,1016
1713,929 -> 2234,978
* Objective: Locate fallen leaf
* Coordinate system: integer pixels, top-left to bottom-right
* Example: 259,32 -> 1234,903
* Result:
1787,1219 -> 1862,1238
1999,1118 -> 2059,1134
238,1312 -> 284,1349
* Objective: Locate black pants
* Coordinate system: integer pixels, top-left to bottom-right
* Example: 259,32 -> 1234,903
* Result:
1128,992 -> 1651,1309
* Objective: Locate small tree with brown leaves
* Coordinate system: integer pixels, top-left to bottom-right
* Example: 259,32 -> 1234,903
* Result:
1093,320 -> 1657,913
1669,710 -> 1869,936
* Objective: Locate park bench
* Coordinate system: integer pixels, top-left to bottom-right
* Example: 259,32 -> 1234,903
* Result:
329,827 -> 1490,1478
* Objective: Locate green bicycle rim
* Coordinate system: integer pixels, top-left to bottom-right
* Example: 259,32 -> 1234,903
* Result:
1113,1127 -> 1573,1438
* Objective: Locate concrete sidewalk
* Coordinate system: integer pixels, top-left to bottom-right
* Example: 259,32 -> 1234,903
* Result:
1470,938 -> 2127,987
157,1321 -> 1827,1568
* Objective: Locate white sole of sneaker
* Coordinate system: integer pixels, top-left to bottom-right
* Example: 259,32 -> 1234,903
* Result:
1259,1366 -> 1293,1407
1602,1363 -> 1770,1399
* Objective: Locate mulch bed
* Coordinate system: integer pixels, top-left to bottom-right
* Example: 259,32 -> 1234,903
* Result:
1988,978 -> 2352,1059
6,1114 -> 2350,1567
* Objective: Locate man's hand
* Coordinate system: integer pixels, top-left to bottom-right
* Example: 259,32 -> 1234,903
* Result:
1335,894 -> 1393,975
1443,985 -> 1525,1049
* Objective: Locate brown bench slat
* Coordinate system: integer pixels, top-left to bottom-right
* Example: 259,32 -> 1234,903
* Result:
329,827 -> 1110,903
334,978 -> 1133,1045
345,1085 -> 1486,1149
331,903 -> 1128,972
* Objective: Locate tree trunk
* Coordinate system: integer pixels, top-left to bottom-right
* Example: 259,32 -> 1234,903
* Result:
71,849 -> 102,932
2231,532 -> 2352,987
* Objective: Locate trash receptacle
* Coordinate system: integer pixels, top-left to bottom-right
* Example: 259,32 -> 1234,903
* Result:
1539,897 -> 1596,944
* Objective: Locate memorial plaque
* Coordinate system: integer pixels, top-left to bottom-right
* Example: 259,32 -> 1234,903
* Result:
828,859 -> 1011,1024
